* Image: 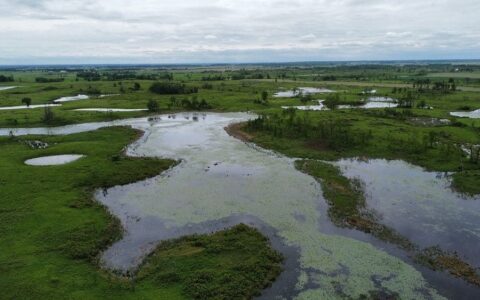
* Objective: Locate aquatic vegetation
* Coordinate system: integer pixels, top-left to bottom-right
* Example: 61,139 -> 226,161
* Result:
296,159 -> 480,286
415,246 -> 480,286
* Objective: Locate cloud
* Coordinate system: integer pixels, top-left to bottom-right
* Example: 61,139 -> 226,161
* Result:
0,0 -> 479,64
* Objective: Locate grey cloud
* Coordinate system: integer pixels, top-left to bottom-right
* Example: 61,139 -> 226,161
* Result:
0,0 -> 478,63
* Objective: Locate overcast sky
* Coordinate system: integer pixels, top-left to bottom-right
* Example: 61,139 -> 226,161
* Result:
1,0 -> 479,64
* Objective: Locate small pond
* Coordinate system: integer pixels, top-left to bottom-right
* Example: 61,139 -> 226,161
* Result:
74,108 -> 148,112
274,87 -> 334,98
25,154 -> 84,166
0,104 -> 61,111
0,86 -> 17,91
53,94 -> 89,103
281,100 -> 327,111
450,109 -> 480,119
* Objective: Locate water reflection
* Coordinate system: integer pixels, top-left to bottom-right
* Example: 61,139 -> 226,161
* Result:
336,158 -> 480,268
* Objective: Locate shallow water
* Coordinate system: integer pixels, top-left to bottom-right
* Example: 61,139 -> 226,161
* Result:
274,87 -> 334,98
24,154 -> 84,165
281,100 -> 327,111
338,97 -> 398,109
2,113 -> 479,298
450,109 -> 480,118
74,108 -> 147,112
0,104 -> 61,111
53,94 -> 89,103
336,158 -> 480,268
0,86 -> 17,91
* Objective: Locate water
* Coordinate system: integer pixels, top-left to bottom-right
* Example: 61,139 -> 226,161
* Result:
274,87 -> 334,98
281,100 -> 327,111
74,108 -> 147,112
1,113 -> 478,298
450,109 -> 480,119
24,154 -> 85,166
0,104 -> 61,111
338,97 -> 398,109
281,97 -> 398,111
53,94 -> 89,103
0,86 -> 17,91
336,158 -> 480,268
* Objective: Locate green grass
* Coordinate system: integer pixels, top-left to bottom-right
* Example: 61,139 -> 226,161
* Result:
0,126 -> 283,299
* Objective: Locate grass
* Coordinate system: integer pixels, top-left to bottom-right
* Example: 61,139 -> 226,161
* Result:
0,126 -> 283,299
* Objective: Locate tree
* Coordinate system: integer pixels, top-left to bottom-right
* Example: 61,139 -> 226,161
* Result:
21,97 -> 32,107
133,82 -> 141,91
147,99 -> 159,112
261,91 -> 268,102
42,106 -> 55,124
324,93 -> 340,110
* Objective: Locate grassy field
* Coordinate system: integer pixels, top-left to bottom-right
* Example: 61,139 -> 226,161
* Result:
0,126 -> 282,299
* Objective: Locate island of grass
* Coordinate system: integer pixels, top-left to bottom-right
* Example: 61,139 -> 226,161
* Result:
0,126 -> 283,299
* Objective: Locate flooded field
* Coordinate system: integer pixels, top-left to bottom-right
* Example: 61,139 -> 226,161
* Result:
0,104 -> 61,110
2,113 -> 479,299
281,100 -> 327,111
53,94 -> 89,103
24,154 -> 84,165
281,97 -> 398,111
0,86 -> 17,91
274,87 -> 334,98
338,97 -> 398,109
450,109 -> 480,118
74,108 -> 147,112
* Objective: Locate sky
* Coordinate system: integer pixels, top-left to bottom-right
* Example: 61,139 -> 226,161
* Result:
0,0 -> 479,64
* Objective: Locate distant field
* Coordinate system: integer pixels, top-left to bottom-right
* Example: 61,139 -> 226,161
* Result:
427,72 -> 480,79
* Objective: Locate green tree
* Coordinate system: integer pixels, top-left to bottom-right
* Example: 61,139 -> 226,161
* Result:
21,97 -> 32,107
42,106 -> 55,124
147,99 -> 159,112
261,91 -> 268,102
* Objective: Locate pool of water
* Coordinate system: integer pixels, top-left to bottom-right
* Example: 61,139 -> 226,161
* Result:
74,108 -> 148,112
450,109 -> 480,119
53,94 -> 89,103
274,87 -> 334,98
338,97 -> 398,109
0,86 -> 17,91
0,104 -> 61,111
2,113 -> 479,298
281,100 -> 327,111
24,154 -> 85,166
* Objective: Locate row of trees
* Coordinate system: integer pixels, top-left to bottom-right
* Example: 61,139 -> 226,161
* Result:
147,96 -> 212,112
35,77 -> 64,83
411,78 -> 456,93
149,82 -> 198,94
0,75 -> 14,82
246,110 -> 372,150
